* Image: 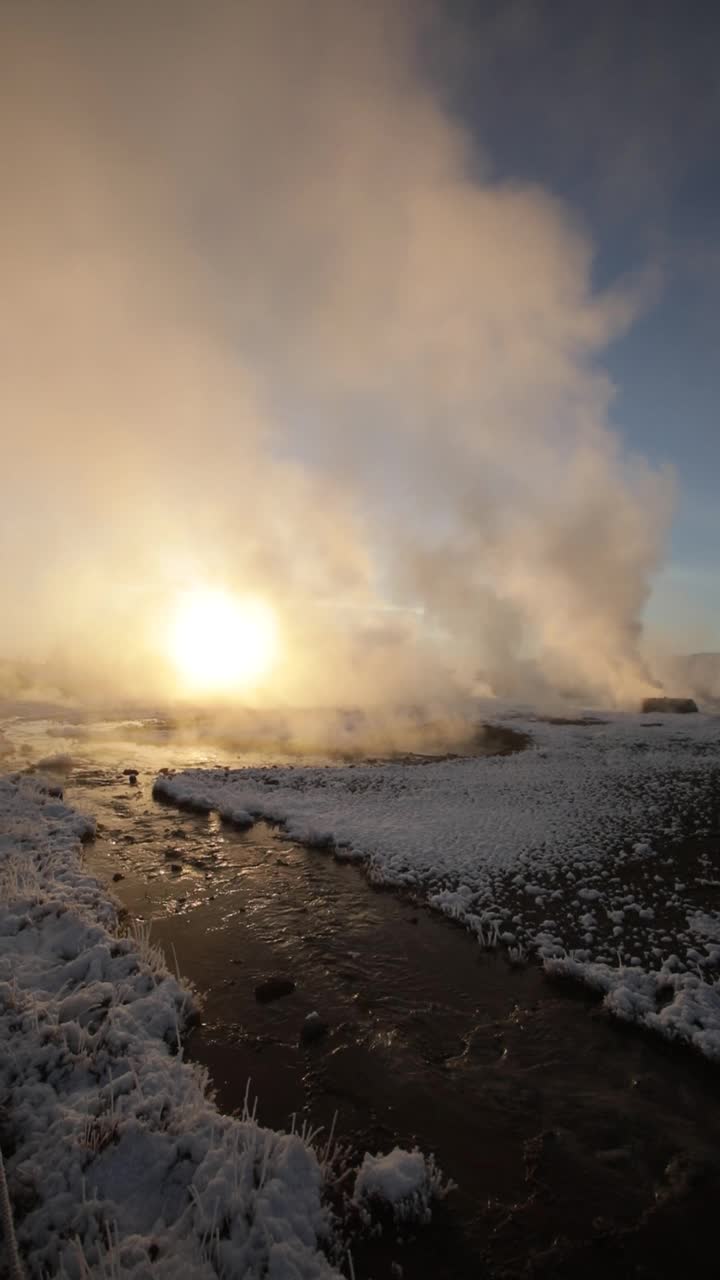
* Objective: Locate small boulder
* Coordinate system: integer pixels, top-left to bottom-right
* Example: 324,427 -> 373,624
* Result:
300,1011 -> 329,1045
255,977 -> 296,1003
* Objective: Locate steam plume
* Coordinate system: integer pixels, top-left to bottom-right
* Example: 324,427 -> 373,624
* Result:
0,0 -> 672,711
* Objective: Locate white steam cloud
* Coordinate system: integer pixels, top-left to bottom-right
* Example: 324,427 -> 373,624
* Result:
1,0 -> 673,712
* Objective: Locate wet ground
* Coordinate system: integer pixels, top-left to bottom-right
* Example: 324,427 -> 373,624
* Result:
2,705 -> 720,1277
58,758 -> 720,1280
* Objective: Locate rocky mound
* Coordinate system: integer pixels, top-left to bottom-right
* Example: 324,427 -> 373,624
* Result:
641,696 -> 699,714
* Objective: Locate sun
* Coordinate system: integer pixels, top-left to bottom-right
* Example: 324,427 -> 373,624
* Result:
169,588 -> 278,692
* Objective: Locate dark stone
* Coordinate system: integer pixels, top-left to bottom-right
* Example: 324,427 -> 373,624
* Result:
595,1147 -> 632,1168
123,768 -> 140,776
641,697 -> 699,714
112,872 -> 125,882
170,863 -> 182,873
300,1012 -> 329,1044
255,977 -> 296,1003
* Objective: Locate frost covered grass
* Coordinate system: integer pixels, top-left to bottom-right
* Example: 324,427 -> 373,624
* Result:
154,712 -> 720,1062
353,1148 -> 454,1226
1,773 -> 451,1278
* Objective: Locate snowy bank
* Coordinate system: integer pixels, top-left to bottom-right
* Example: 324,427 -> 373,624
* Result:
153,713 -> 720,1061
543,955 -> 720,1062
0,774 -> 345,1278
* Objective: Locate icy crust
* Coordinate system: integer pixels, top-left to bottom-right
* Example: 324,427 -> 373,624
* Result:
154,713 -> 720,1062
0,775 -> 339,1279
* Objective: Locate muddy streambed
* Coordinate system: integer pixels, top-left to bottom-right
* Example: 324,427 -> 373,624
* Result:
49,755 -> 720,1280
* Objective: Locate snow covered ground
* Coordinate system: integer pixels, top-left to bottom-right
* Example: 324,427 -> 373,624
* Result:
0,773 -> 443,1278
3,707 -> 720,1274
154,712 -> 720,1063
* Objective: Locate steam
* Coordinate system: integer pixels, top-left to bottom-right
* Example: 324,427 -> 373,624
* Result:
1,0 -> 673,713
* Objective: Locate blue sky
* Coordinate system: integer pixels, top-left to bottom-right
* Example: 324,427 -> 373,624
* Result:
434,0 -> 719,645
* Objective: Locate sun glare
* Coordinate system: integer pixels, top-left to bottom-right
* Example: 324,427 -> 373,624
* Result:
169,589 -> 278,692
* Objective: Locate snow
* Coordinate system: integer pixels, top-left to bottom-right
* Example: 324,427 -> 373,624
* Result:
153,714 -> 720,889
543,956 -> 720,1062
154,711 -> 720,1061
0,773 -> 344,1278
353,1148 -> 450,1224
4,707 -> 720,1269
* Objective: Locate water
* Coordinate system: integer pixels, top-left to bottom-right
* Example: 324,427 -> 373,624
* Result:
4,711 -> 720,1276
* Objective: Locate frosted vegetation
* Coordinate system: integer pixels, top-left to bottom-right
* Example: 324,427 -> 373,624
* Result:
0,775 -> 446,1278
155,712 -> 720,1062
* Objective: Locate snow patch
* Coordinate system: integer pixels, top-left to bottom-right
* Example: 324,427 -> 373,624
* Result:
543,955 -> 720,1062
353,1148 -> 451,1224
